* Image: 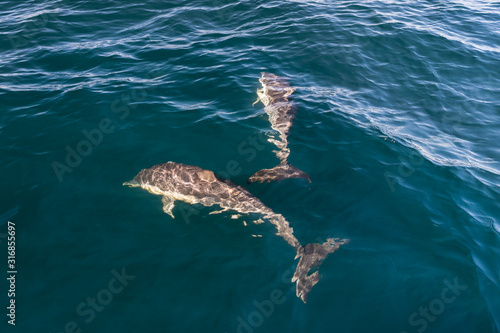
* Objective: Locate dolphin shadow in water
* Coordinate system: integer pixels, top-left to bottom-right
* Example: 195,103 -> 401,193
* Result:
249,72 -> 310,184
124,162 -> 349,303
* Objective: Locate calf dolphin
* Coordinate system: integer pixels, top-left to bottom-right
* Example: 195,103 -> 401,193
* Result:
249,72 -> 309,183
124,162 -> 348,303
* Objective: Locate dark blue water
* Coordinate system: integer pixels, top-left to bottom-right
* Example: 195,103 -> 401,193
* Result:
1,0 -> 499,332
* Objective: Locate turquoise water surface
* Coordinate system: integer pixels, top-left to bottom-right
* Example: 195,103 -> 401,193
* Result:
1,0 -> 499,332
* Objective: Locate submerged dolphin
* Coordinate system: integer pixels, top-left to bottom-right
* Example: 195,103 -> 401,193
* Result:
249,72 -> 309,183
124,161 -> 348,303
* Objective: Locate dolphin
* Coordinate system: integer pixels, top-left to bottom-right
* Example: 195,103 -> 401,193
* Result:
249,72 -> 310,183
124,161 -> 348,303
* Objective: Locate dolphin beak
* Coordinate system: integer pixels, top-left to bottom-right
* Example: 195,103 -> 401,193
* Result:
123,179 -> 139,187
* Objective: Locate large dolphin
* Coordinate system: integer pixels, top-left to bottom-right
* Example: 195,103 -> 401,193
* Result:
249,72 -> 309,183
124,162 -> 348,303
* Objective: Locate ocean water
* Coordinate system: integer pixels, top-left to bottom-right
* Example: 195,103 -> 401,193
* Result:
1,0 -> 499,332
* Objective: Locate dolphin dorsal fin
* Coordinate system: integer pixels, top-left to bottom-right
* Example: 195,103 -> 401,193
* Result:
198,170 -> 216,182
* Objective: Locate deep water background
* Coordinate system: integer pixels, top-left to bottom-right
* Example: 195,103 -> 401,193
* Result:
1,0 -> 499,332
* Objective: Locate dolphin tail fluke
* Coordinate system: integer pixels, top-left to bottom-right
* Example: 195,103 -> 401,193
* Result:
247,163 -> 310,184
292,238 -> 349,303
